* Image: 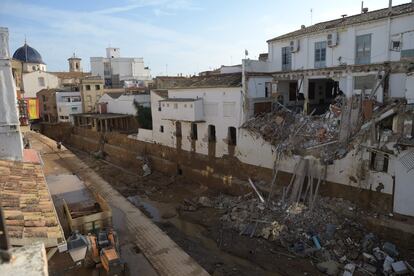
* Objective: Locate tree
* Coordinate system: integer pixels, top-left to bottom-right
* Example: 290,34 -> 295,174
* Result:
133,101 -> 152,129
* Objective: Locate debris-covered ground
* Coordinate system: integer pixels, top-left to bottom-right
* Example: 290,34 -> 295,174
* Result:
68,147 -> 414,276
192,193 -> 414,275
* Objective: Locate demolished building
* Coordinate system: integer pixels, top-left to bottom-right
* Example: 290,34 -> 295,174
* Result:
132,2 -> 414,217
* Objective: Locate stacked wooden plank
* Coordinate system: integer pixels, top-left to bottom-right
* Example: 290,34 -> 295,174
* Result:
0,160 -> 64,247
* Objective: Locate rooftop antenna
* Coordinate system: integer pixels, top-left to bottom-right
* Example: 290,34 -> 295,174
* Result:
310,8 -> 313,25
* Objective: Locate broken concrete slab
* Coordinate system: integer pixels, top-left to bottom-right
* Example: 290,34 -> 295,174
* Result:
316,260 -> 340,276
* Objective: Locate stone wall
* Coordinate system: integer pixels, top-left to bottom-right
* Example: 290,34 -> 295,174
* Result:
41,124 -> 393,212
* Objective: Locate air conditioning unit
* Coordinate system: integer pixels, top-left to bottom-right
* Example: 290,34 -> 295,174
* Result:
290,40 -> 299,52
327,32 -> 338,47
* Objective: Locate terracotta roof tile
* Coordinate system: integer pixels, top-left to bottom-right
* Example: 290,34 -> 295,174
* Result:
0,159 -> 64,247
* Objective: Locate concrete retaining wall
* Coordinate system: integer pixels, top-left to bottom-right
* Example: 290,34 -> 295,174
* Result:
41,124 -> 393,212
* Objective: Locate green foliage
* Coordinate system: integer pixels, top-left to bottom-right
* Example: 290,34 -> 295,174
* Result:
133,101 -> 152,129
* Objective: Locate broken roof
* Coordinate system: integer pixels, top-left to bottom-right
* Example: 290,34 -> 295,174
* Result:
0,159 -> 65,248
157,73 -> 242,89
267,3 -> 414,42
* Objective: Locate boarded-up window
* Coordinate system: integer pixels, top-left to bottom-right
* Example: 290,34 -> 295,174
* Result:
204,102 -> 219,116
354,75 -> 376,90
223,102 -> 235,117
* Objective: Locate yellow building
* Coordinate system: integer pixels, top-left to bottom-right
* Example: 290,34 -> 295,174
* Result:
80,76 -> 105,113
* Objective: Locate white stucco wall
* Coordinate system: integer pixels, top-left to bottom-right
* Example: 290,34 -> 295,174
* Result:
99,94 -> 150,115
22,71 -> 59,98
90,56 -> 151,81
56,91 -> 83,122
147,87 -> 243,157
267,14 -> 414,72
394,150 -> 414,216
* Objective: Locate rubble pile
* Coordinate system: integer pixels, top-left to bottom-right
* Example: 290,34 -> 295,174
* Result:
202,193 -> 413,275
241,108 -> 339,155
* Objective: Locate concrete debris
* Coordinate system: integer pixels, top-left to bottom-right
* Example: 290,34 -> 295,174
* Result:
197,192 -> 411,276
316,260 -> 340,275
392,261 -> 408,275
343,263 -> 355,276
142,163 -> 152,177
241,107 -> 341,159
382,241 -> 399,258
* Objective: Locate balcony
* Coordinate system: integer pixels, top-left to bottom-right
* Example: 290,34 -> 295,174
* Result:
159,98 -> 204,122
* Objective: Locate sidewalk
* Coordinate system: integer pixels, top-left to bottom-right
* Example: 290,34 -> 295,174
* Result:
27,131 -> 209,276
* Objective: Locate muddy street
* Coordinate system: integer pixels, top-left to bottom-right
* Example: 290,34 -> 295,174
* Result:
66,146 -> 328,276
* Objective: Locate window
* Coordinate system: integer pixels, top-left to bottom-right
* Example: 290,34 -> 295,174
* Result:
282,46 -> 292,71
191,123 -> 198,140
160,125 -> 164,133
223,102 -> 235,117
42,95 -> 47,101
59,116 -> 65,120
43,104 -> 47,111
95,85 -> 100,90
85,85 -> 91,91
72,97 -> 81,102
71,106 -> 78,111
265,82 -> 272,98
228,127 -> 237,146
356,34 -> 372,64
370,152 -> 389,172
354,75 -> 376,90
38,77 -> 45,87
174,103 -> 178,109
208,125 -> 216,142
314,41 -> 327,68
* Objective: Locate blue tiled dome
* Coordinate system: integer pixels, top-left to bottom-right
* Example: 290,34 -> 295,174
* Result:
13,43 -> 45,64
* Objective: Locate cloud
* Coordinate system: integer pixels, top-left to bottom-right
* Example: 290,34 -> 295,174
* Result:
0,0 -> 227,74
93,0 -> 200,15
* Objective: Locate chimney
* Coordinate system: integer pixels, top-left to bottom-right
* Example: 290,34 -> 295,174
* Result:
389,0 -> 392,12
301,25 -> 306,29
361,1 -> 364,13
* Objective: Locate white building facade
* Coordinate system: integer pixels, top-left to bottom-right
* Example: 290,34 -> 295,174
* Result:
56,91 -> 83,122
22,71 -> 59,98
90,48 -> 151,88
98,93 -> 150,115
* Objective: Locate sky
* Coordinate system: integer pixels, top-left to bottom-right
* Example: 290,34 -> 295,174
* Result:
0,0 -> 409,76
